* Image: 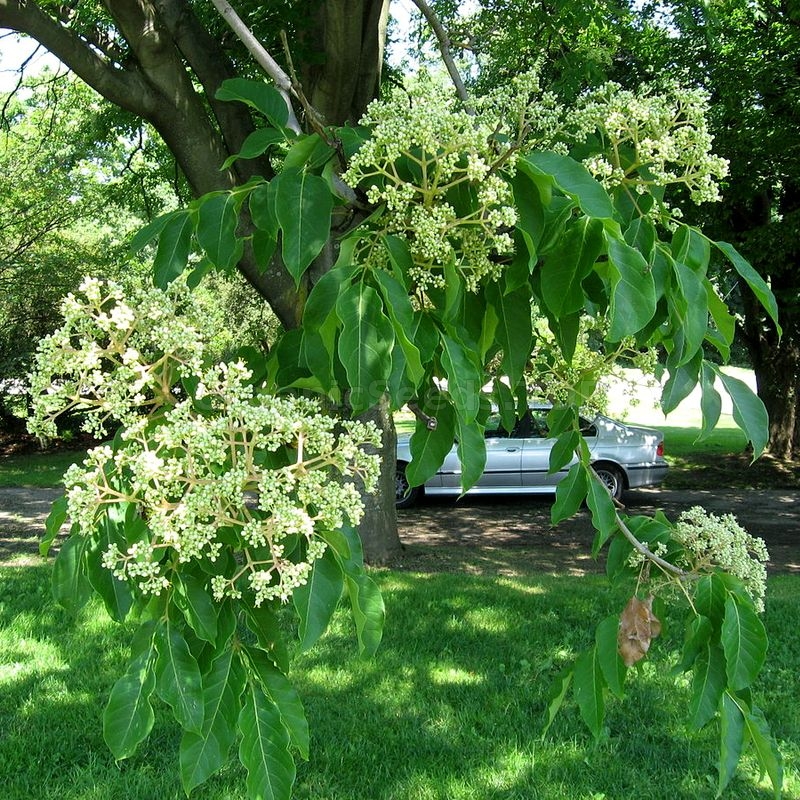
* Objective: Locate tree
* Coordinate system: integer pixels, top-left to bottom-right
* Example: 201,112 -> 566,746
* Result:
5,2 -> 786,798
613,0 -> 800,458
0,75 -> 151,428
0,0 -> 402,560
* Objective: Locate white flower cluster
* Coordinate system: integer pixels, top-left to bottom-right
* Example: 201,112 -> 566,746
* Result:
74,363 -> 380,605
30,280 -> 382,606
28,277 -> 209,439
674,506 -> 769,612
343,75 -> 518,293
569,82 -> 729,219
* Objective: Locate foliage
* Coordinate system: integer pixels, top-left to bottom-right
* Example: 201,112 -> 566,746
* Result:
545,463 -> 781,796
615,0 -> 800,457
29,278 -> 385,795
27,37 -> 785,800
0,74 -> 188,425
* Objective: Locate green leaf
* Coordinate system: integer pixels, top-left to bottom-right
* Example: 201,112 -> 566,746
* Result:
674,615 -> 713,674
718,691 -> 746,796
406,400 -> 457,486
596,615 -> 626,699
511,170 -> 545,255
573,646 -> 605,739
710,366 -> 769,458
606,534 -> 634,583
153,210 -> 193,287
247,648 -> 310,760
86,532 -> 133,624
551,463 -> 587,525
715,240 -> 780,334
222,128 -> 285,169
216,79 -> 290,130
742,703 -> 784,799
41,494 -> 68,557
439,332 -> 482,425
606,233 -> 657,340
672,259 -> 709,365
180,649 -> 246,795
303,265 -> 352,330
129,210 -> 180,253
695,574 -> 728,624
705,280 -> 735,358
252,228 -> 277,272
541,217 -> 603,317
244,605 -> 291,674
103,646 -> 156,760
548,429 -> 579,474
344,571 -> 385,658
689,642 -> 727,729
174,574 -> 219,645
455,416 -> 488,493
587,475 -> 618,557
274,168 -> 334,283
721,594 -> 767,691
195,193 -> 242,271
283,133 -> 334,171
372,269 -> 425,384
661,354 -> 701,415
238,681 -> 295,800
249,180 -> 279,238
698,363 -> 723,441
336,282 -> 394,413
624,217 -> 656,260
525,151 -> 614,218
672,225 -> 710,273
155,619 -> 204,734
542,666 -> 573,737
52,534 -> 92,615
292,548 -> 344,651
486,281 -> 534,387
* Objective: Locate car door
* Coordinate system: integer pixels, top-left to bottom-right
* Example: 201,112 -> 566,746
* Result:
519,410 -> 560,488
438,412 -> 523,490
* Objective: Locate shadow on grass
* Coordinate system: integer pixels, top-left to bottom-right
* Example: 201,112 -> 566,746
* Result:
0,567 -> 796,800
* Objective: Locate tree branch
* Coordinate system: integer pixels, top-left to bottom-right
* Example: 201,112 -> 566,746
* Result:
0,0 -> 152,116
409,0 -> 473,111
207,0 -> 302,134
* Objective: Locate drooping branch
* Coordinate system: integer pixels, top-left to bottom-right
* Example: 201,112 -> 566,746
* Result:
207,0 -> 302,134
409,0 -> 473,111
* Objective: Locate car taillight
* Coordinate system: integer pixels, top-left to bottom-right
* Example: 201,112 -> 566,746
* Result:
657,441 -> 664,457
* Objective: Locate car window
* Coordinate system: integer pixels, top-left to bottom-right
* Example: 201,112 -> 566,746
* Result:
579,416 -> 598,437
508,410 -> 549,438
484,413 -> 510,438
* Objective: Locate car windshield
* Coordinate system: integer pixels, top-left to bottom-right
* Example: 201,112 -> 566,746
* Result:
484,409 -> 598,439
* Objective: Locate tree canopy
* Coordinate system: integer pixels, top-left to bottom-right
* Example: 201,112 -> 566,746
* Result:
0,1 -> 788,798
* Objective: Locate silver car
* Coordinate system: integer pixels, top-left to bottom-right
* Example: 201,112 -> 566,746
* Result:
395,406 -> 668,508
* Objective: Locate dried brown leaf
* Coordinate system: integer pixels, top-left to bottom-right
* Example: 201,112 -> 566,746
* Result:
617,595 -> 661,667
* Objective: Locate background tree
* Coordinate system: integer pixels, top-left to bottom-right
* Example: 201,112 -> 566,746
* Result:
0,76 -> 148,428
412,0 -> 800,459
619,0 -> 800,459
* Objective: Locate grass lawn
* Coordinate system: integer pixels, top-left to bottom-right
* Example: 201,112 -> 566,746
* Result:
0,564 -> 797,800
0,449 -> 87,488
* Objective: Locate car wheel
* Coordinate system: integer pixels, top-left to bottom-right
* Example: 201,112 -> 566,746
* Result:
395,462 -> 421,509
593,463 -> 624,500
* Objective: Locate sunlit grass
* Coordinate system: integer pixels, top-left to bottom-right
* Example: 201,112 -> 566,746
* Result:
0,449 -> 87,488
0,565 -> 796,800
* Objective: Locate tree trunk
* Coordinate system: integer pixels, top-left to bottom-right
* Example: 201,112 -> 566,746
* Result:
740,282 -> 800,459
358,395 -> 402,563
